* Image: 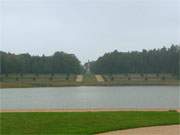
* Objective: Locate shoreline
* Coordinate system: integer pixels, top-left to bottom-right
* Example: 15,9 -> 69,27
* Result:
0,84 -> 180,89
1,108 -> 180,112
0,81 -> 179,88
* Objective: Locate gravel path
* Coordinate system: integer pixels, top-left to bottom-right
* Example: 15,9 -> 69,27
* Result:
98,125 -> 180,135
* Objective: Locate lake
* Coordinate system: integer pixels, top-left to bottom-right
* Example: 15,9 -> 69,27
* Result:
0,86 -> 179,109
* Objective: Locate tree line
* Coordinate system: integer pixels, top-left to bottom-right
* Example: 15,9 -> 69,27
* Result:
0,45 -> 179,76
0,51 -> 83,74
89,45 -> 180,76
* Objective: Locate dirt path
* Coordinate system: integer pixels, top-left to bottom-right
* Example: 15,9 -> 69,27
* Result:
76,75 -> 83,82
97,125 -> 180,135
95,75 -> 104,82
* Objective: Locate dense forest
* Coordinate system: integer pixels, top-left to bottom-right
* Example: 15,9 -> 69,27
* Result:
0,51 -> 83,74
90,45 -> 180,75
0,45 -> 179,75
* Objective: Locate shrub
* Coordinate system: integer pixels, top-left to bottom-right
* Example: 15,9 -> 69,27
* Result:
168,109 -> 177,112
33,77 -> 36,81
111,76 -> 114,81
0,77 -> 4,82
66,74 -> 70,80
162,76 -> 166,80
16,77 -> 19,81
102,75 -> 107,82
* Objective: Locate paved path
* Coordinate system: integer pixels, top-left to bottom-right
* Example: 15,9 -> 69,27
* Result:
98,125 -> 180,135
76,75 -> 83,82
95,75 -> 104,82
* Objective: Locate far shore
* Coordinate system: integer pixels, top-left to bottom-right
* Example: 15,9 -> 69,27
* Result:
0,80 -> 179,88
1,74 -> 179,88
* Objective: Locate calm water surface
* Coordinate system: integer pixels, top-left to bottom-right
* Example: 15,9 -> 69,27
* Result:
0,86 -> 179,109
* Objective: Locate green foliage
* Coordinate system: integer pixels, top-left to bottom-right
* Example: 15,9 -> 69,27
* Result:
66,74 -> 70,80
15,77 -> 19,81
32,77 -> 36,81
90,45 -> 180,76
0,76 -> 3,82
111,76 -> 114,81
162,76 -> 166,80
102,75 -> 108,82
0,51 -> 83,74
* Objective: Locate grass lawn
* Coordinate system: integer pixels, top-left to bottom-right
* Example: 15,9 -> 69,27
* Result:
0,111 -> 180,135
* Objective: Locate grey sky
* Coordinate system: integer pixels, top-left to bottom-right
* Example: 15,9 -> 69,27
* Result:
0,0 -> 180,63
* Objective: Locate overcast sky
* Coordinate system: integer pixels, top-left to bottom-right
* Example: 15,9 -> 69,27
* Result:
0,0 -> 179,63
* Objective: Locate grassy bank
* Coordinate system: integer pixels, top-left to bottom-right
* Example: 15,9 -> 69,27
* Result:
0,111 -> 179,135
0,74 -> 179,88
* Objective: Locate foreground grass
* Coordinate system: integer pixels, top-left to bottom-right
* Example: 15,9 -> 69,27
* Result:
0,111 -> 180,135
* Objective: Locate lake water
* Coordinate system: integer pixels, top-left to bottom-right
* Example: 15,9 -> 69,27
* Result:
0,86 -> 179,109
